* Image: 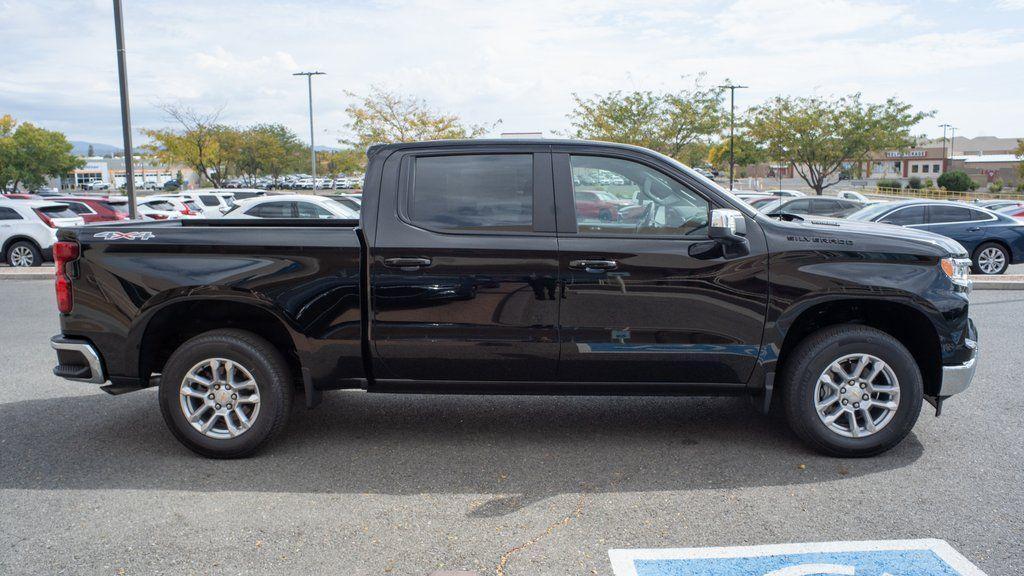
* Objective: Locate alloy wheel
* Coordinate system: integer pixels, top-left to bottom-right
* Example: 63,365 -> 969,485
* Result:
9,246 -> 34,267
978,247 -> 1006,275
179,358 -> 261,439
814,353 -> 900,438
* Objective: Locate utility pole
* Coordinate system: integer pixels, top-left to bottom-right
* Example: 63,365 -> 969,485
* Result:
112,0 -> 137,218
718,83 -> 748,191
293,71 -> 326,190
939,123 -> 952,174
948,126 -> 957,164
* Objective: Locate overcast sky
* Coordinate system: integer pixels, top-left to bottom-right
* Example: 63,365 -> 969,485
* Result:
1,0 -> 1022,147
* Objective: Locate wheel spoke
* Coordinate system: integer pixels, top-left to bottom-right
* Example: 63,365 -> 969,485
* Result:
819,374 -> 840,391
224,413 -> 241,437
187,373 -> 212,387
180,386 -> 207,399
823,409 -> 844,424
851,355 -> 870,379
237,394 -> 260,405
189,403 -> 210,423
234,407 -> 251,428
829,361 -> 852,381
232,379 -> 257,390
816,395 -> 839,411
873,400 -> 898,410
200,412 -> 220,433
846,411 -> 860,438
860,408 -> 877,433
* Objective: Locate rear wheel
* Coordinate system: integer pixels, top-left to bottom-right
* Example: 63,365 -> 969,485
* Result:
782,325 -> 923,457
972,242 -> 1008,275
158,329 -> 293,458
6,241 -> 41,267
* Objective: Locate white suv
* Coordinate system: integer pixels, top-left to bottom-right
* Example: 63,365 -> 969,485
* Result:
0,199 -> 85,266
165,190 -> 236,218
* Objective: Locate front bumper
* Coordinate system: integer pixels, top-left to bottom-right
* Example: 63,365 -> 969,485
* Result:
937,323 -> 978,397
51,335 -> 106,384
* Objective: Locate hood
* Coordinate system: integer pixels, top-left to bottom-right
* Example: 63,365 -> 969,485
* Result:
765,215 -> 968,258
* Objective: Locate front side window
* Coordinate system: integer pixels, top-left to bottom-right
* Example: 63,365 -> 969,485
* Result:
409,154 -> 533,232
880,206 -> 926,225
570,155 -> 708,236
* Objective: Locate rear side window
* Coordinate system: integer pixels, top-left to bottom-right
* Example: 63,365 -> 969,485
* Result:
145,200 -> 176,211
880,206 -> 926,225
928,205 -> 972,224
296,202 -> 334,219
199,195 -> 220,207
246,202 -> 293,218
183,200 -> 201,212
968,209 -> 991,221
409,155 -> 533,232
64,201 -> 94,215
0,207 -> 21,220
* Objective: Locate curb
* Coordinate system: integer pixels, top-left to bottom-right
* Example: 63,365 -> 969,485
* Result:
0,267 -> 54,280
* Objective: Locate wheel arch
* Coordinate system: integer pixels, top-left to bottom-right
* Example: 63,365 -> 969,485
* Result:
2,235 -> 42,257
775,298 -> 942,397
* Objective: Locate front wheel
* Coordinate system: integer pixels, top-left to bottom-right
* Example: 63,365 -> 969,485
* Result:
972,242 -> 1008,275
6,241 -> 42,267
158,329 -> 293,458
781,325 -> 923,457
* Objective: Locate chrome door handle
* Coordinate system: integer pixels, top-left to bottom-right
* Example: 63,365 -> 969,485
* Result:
569,259 -> 618,272
967,226 -> 981,232
384,257 -> 432,269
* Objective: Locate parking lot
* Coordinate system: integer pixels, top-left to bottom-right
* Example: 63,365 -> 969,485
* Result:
1,280 -> 1021,575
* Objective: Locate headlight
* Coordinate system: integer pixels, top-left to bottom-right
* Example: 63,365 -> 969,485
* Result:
941,257 -> 972,291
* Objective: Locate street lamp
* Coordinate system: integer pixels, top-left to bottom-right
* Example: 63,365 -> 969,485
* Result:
939,123 -> 952,173
717,83 -> 748,191
112,0 -> 137,218
293,71 -> 326,190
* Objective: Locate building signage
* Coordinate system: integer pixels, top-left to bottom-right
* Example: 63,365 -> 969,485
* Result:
886,150 -> 925,158
609,539 -> 986,576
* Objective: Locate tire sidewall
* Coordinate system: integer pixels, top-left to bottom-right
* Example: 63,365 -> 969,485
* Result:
786,328 -> 923,456
159,334 -> 287,457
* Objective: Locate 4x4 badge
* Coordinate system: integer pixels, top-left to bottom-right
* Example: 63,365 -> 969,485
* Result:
93,231 -> 156,240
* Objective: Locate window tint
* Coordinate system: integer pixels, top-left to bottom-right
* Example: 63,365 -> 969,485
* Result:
144,200 -> 176,211
968,209 -> 991,222
928,205 -> 972,224
199,195 -> 220,207
880,206 -> 926,225
37,205 -> 78,219
100,201 -> 129,214
64,201 -> 93,215
781,199 -> 812,214
410,155 -> 533,232
246,201 -> 293,218
570,155 -> 708,236
0,207 -> 21,220
296,202 -> 334,219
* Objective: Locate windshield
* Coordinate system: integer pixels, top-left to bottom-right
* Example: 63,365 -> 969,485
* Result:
100,201 -> 129,214
846,202 -> 896,221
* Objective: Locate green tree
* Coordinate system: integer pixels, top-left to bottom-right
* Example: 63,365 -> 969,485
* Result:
319,148 -> 365,176
343,86 -> 497,149
707,136 -> 765,171
566,76 -> 726,160
937,170 -> 976,192
141,105 -> 240,187
745,94 -> 932,195
235,123 -> 306,185
0,114 -> 83,192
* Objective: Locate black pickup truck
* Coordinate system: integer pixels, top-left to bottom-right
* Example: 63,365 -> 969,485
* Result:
50,139 -> 978,458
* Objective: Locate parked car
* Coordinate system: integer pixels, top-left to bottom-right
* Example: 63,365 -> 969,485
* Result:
137,198 -> 190,221
145,195 -> 204,218
50,139 -> 978,459
847,199 -> 1024,275
998,205 -> 1024,221
83,181 -> 110,191
836,190 -> 874,203
764,197 -> 864,218
0,198 -> 84,266
164,190 -> 236,218
574,189 -> 629,222
225,194 -> 359,220
230,190 -> 266,201
974,199 -> 1024,211
55,196 -> 130,224
327,194 -> 362,212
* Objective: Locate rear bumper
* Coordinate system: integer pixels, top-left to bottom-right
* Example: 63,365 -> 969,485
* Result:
51,335 -> 106,384
938,321 -> 978,397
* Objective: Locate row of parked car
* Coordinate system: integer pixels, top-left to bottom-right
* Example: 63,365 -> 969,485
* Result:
0,189 -> 363,267
222,173 -> 365,191
735,189 -> 1024,275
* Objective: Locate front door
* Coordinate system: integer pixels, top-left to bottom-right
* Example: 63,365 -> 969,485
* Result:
370,148 -> 560,382
553,151 -> 769,385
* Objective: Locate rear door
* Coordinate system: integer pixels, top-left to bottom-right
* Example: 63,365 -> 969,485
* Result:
921,204 -> 991,253
369,146 -> 560,382
553,149 -> 769,385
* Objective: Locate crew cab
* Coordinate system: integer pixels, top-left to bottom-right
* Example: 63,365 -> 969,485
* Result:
49,140 -> 978,458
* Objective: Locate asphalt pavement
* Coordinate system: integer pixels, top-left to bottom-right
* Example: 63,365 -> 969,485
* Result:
1,281 -> 1021,575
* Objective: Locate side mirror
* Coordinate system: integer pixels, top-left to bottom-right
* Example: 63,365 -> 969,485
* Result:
709,208 -> 747,244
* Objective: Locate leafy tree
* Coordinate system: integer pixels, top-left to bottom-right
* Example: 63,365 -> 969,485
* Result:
319,148 -> 365,176
0,114 -> 83,191
566,76 -> 726,160
937,170 -> 976,192
745,94 -> 931,195
141,105 -> 239,187
235,124 -> 306,185
707,136 -> 765,170
343,86 -> 497,149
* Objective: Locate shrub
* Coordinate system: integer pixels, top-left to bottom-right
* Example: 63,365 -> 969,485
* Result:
906,176 -> 922,189
876,178 -> 902,190
937,170 -> 975,192
923,178 -> 934,188
988,180 -> 1004,193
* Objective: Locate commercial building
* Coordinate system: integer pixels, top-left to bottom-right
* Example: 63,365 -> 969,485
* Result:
61,156 -> 196,189
856,136 -> 1021,183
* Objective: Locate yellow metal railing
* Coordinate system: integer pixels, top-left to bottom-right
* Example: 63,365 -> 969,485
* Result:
868,187 -> 1024,202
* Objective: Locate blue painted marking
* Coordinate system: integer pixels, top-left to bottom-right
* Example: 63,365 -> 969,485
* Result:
609,540 -> 986,576
636,550 -> 959,575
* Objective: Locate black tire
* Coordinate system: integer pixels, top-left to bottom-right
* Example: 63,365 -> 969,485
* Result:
6,240 -> 42,267
971,241 -> 1009,275
158,329 -> 293,458
781,324 -> 923,457
598,208 -> 613,222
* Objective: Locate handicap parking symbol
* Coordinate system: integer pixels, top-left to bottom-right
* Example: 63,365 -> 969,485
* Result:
609,539 -> 986,576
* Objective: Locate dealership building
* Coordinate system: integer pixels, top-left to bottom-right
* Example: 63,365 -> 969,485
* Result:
60,156 -> 195,189
857,136 -> 1020,185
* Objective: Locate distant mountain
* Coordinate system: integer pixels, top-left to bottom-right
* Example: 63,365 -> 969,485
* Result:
314,145 -> 341,152
70,141 -> 122,157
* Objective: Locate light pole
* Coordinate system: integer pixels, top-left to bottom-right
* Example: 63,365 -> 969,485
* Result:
718,83 -> 748,191
112,0 -> 137,218
938,123 -> 952,173
293,71 -> 325,190
948,126 -> 957,164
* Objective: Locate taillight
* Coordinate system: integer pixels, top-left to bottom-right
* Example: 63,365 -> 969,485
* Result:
181,207 -> 195,216
54,241 -> 79,314
34,209 -> 56,228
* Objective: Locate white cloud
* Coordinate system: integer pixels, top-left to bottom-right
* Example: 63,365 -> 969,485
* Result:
995,0 -> 1024,9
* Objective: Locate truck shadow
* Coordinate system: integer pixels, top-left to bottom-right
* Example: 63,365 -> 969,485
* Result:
0,390 -> 923,517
